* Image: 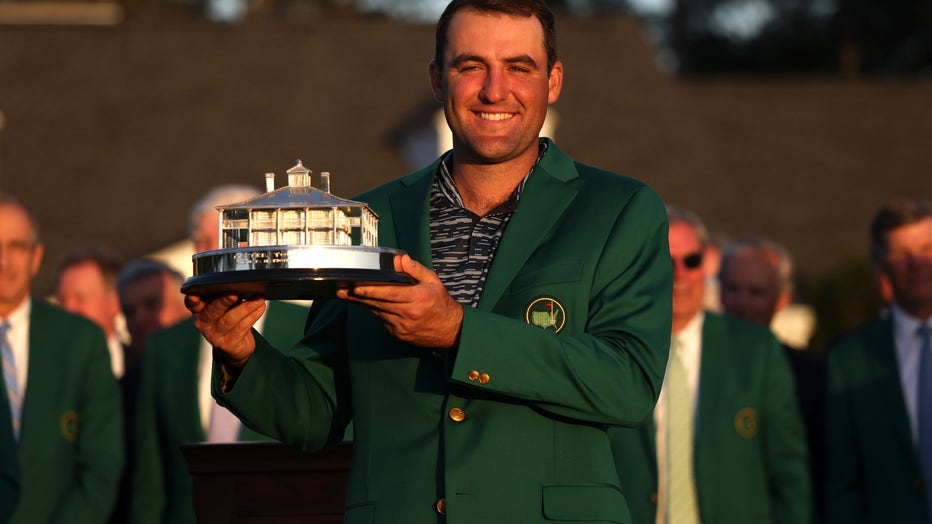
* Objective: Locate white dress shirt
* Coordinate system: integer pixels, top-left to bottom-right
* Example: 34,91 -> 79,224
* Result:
654,311 -> 704,524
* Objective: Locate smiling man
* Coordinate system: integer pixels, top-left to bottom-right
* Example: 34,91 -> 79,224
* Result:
184,1 -> 672,522
0,194 -> 123,523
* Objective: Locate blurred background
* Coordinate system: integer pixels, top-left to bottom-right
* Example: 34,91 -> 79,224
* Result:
0,0 -> 929,351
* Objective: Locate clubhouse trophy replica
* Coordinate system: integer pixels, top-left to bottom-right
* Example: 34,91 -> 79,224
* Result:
181,160 -> 414,300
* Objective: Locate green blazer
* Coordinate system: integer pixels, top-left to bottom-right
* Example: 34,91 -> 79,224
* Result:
130,300 -> 309,524
826,316 -> 929,524
215,140 -> 673,524
7,298 -> 124,524
610,313 -> 812,524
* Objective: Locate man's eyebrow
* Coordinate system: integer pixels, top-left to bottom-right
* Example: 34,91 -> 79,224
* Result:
450,54 -> 484,67
449,54 -> 540,68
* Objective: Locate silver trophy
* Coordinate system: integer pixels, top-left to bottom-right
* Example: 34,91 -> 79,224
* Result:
181,160 -> 414,300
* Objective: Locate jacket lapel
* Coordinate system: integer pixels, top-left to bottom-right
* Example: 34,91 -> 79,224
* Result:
388,166 -> 435,268
868,318 -> 919,467
478,143 -> 578,310
694,315 -> 724,484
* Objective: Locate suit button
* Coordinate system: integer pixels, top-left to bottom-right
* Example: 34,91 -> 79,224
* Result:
448,408 -> 466,422
467,370 -> 480,381
914,479 -> 924,490
650,492 -> 658,504
435,498 -> 447,515
478,372 -> 491,384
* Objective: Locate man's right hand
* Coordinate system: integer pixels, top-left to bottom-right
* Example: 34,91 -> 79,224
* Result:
184,293 -> 266,369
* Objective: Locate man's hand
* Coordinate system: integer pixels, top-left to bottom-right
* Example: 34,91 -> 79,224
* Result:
336,254 -> 463,349
184,293 -> 266,369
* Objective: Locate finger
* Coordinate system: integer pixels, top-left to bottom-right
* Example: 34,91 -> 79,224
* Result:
398,254 -> 441,285
184,293 -> 205,313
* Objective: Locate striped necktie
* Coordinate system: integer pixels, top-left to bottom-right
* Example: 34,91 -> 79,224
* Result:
918,324 -> 932,513
1,321 -> 21,441
667,337 -> 700,524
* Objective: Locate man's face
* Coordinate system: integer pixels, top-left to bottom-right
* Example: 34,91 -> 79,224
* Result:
880,216 -> 932,316
57,261 -> 120,337
720,250 -> 785,327
669,221 -> 706,332
119,272 -> 188,351
429,8 -> 562,166
191,211 -> 220,253
0,203 -> 43,315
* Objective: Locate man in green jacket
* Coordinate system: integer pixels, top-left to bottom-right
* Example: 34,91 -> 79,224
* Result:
0,193 -> 124,523
185,1 -> 673,522
826,197 -> 932,524
610,205 -> 811,524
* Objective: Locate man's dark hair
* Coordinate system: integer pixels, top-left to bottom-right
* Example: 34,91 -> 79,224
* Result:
434,0 -> 558,72
117,258 -> 184,295
56,247 -> 123,291
870,197 -> 932,261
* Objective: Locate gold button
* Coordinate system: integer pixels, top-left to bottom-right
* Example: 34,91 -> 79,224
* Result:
478,373 -> 491,384
435,498 -> 446,515
448,408 -> 466,422
649,492 -> 658,503
467,370 -> 479,381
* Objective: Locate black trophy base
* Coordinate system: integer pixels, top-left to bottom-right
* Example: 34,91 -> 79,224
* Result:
181,268 -> 415,300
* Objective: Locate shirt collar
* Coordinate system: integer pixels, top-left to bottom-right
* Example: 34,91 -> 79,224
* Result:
673,311 -> 704,362
891,302 -> 931,347
2,296 -> 31,331
436,139 -> 549,213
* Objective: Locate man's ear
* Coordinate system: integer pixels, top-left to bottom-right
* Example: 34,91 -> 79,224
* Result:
429,59 -> 444,103
547,61 -> 564,104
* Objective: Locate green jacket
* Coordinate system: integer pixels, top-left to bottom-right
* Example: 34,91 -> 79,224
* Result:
7,298 -> 124,524
826,316 -> 929,524
215,140 -> 673,524
130,300 -> 309,524
609,313 -> 812,524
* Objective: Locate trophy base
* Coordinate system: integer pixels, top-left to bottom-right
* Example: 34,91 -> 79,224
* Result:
181,245 -> 415,300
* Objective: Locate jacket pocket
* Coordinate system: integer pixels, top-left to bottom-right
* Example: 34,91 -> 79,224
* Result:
542,483 -> 630,522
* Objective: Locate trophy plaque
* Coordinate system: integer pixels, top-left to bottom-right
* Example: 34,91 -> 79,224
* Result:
181,160 -> 414,300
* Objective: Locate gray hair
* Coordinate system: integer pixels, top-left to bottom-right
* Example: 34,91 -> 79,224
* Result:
719,235 -> 794,295
665,204 -> 709,249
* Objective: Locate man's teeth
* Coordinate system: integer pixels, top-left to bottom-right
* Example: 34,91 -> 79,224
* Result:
479,113 -> 513,121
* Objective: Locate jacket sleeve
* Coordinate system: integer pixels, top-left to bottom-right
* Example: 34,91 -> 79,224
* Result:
130,337 -> 167,524
762,340 -> 814,524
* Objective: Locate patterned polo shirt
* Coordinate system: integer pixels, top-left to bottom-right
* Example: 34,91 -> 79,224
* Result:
429,141 -> 548,308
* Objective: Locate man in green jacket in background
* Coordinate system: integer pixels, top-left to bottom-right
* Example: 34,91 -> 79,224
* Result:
0,193 -> 123,523
610,205 -> 811,524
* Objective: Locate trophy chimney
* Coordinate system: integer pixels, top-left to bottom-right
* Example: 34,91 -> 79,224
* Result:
320,172 -> 331,194
265,172 -> 275,192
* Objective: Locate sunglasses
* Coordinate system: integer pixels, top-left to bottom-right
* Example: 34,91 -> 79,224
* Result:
673,252 -> 703,270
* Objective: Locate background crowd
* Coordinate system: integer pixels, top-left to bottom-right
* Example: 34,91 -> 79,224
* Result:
0,0 -> 930,522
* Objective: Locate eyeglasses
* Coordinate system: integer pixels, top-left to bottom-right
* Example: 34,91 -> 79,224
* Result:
673,252 -> 703,270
